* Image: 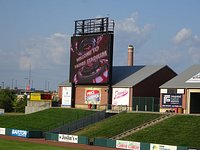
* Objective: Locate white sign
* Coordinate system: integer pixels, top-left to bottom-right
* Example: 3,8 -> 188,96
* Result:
177,89 -> 184,94
62,87 -> 72,106
112,88 -> 129,105
186,72 -> 200,83
0,109 -> 4,115
116,140 -> 140,150
58,134 -> 78,143
0,128 -> 5,135
160,89 -> 167,94
150,143 -> 177,150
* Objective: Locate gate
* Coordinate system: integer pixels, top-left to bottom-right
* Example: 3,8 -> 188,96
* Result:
132,97 -> 160,112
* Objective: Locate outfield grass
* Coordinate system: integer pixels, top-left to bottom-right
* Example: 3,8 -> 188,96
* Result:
0,138 -> 81,150
74,112 -> 161,138
0,108 -> 94,131
123,115 -> 200,147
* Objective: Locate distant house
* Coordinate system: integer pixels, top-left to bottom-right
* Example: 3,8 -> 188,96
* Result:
160,64 -> 200,114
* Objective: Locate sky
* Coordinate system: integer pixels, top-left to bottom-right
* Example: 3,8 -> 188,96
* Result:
0,0 -> 200,91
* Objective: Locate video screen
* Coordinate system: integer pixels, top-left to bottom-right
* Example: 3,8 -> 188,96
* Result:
69,34 -> 113,84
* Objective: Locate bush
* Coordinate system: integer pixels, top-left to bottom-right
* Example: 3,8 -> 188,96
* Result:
0,89 -> 16,112
13,95 -> 27,113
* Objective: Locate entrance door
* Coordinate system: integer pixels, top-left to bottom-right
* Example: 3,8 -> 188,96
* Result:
190,93 -> 200,114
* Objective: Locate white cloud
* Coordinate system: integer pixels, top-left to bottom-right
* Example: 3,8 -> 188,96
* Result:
149,28 -> 200,72
173,28 -> 192,44
172,28 -> 200,64
116,12 -> 154,37
114,12 -> 155,66
19,33 -> 70,70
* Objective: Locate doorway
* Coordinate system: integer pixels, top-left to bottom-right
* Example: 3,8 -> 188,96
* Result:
190,92 -> 200,114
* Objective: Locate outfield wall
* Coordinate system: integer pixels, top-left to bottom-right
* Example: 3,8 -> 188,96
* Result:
0,127 -> 198,150
44,132 -> 192,150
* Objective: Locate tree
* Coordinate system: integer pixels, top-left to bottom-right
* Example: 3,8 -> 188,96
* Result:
0,89 -> 16,112
13,94 -> 27,112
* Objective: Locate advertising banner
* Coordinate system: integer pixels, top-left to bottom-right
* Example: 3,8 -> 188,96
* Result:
58,134 -> 78,143
70,34 -> 113,84
85,88 -> 101,104
62,87 -> 72,106
162,94 -> 182,108
30,93 -> 41,101
112,88 -> 129,106
0,128 -> 5,135
11,129 -> 28,138
116,140 -> 140,150
150,143 -> 177,150
0,109 -> 4,115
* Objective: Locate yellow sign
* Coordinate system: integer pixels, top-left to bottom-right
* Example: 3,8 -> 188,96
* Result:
30,93 -> 41,101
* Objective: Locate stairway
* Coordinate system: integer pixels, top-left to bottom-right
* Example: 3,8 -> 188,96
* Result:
111,113 -> 175,140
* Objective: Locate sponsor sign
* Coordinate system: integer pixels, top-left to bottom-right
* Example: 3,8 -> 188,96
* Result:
70,34 -> 113,84
112,88 -> 129,105
116,140 -> 140,150
85,88 -> 101,104
30,93 -> 41,101
0,128 -> 5,135
0,109 -> 4,115
11,129 -> 28,138
162,94 -> 182,108
62,87 -> 72,106
150,143 -> 177,150
186,72 -> 200,83
58,134 -> 78,143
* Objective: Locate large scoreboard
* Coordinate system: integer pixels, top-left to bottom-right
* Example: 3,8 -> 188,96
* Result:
70,33 -> 113,84
69,17 -> 114,86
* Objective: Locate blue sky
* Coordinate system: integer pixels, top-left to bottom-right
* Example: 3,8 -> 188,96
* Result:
0,0 -> 200,90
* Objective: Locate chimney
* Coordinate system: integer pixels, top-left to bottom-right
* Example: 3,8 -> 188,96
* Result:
128,45 -> 134,66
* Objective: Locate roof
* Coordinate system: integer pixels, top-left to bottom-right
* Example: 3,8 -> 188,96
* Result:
160,64 -> 200,89
112,65 -> 167,87
58,81 -> 71,87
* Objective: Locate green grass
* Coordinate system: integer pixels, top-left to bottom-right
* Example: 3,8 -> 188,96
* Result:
74,112 -> 161,138
123,115 -> 200,147
0,138 -> 81,150
0,108 -> 94,131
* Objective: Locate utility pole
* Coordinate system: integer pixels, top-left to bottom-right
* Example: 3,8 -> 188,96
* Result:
29,63 -> 31,90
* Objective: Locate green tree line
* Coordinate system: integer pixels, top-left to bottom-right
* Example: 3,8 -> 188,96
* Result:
0,89 -> 27,112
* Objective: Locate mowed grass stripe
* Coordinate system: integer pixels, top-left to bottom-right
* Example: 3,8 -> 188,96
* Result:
74,112 -> 161,138
123,115 -> 200,147
0,108 -> 94,131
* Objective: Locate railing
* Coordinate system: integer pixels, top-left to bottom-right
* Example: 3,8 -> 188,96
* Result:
49,110 -> 106,134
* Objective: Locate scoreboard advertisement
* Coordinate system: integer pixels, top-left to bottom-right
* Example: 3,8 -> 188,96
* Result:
85,88 -> 101,104
30,92 -> 52,101
70,34 -> 113,84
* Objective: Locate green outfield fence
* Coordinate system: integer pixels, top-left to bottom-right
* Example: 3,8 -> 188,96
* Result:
0,127 -> 197,149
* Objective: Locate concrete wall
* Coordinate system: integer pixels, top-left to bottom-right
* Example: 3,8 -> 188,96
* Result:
25,100 -> 52,114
